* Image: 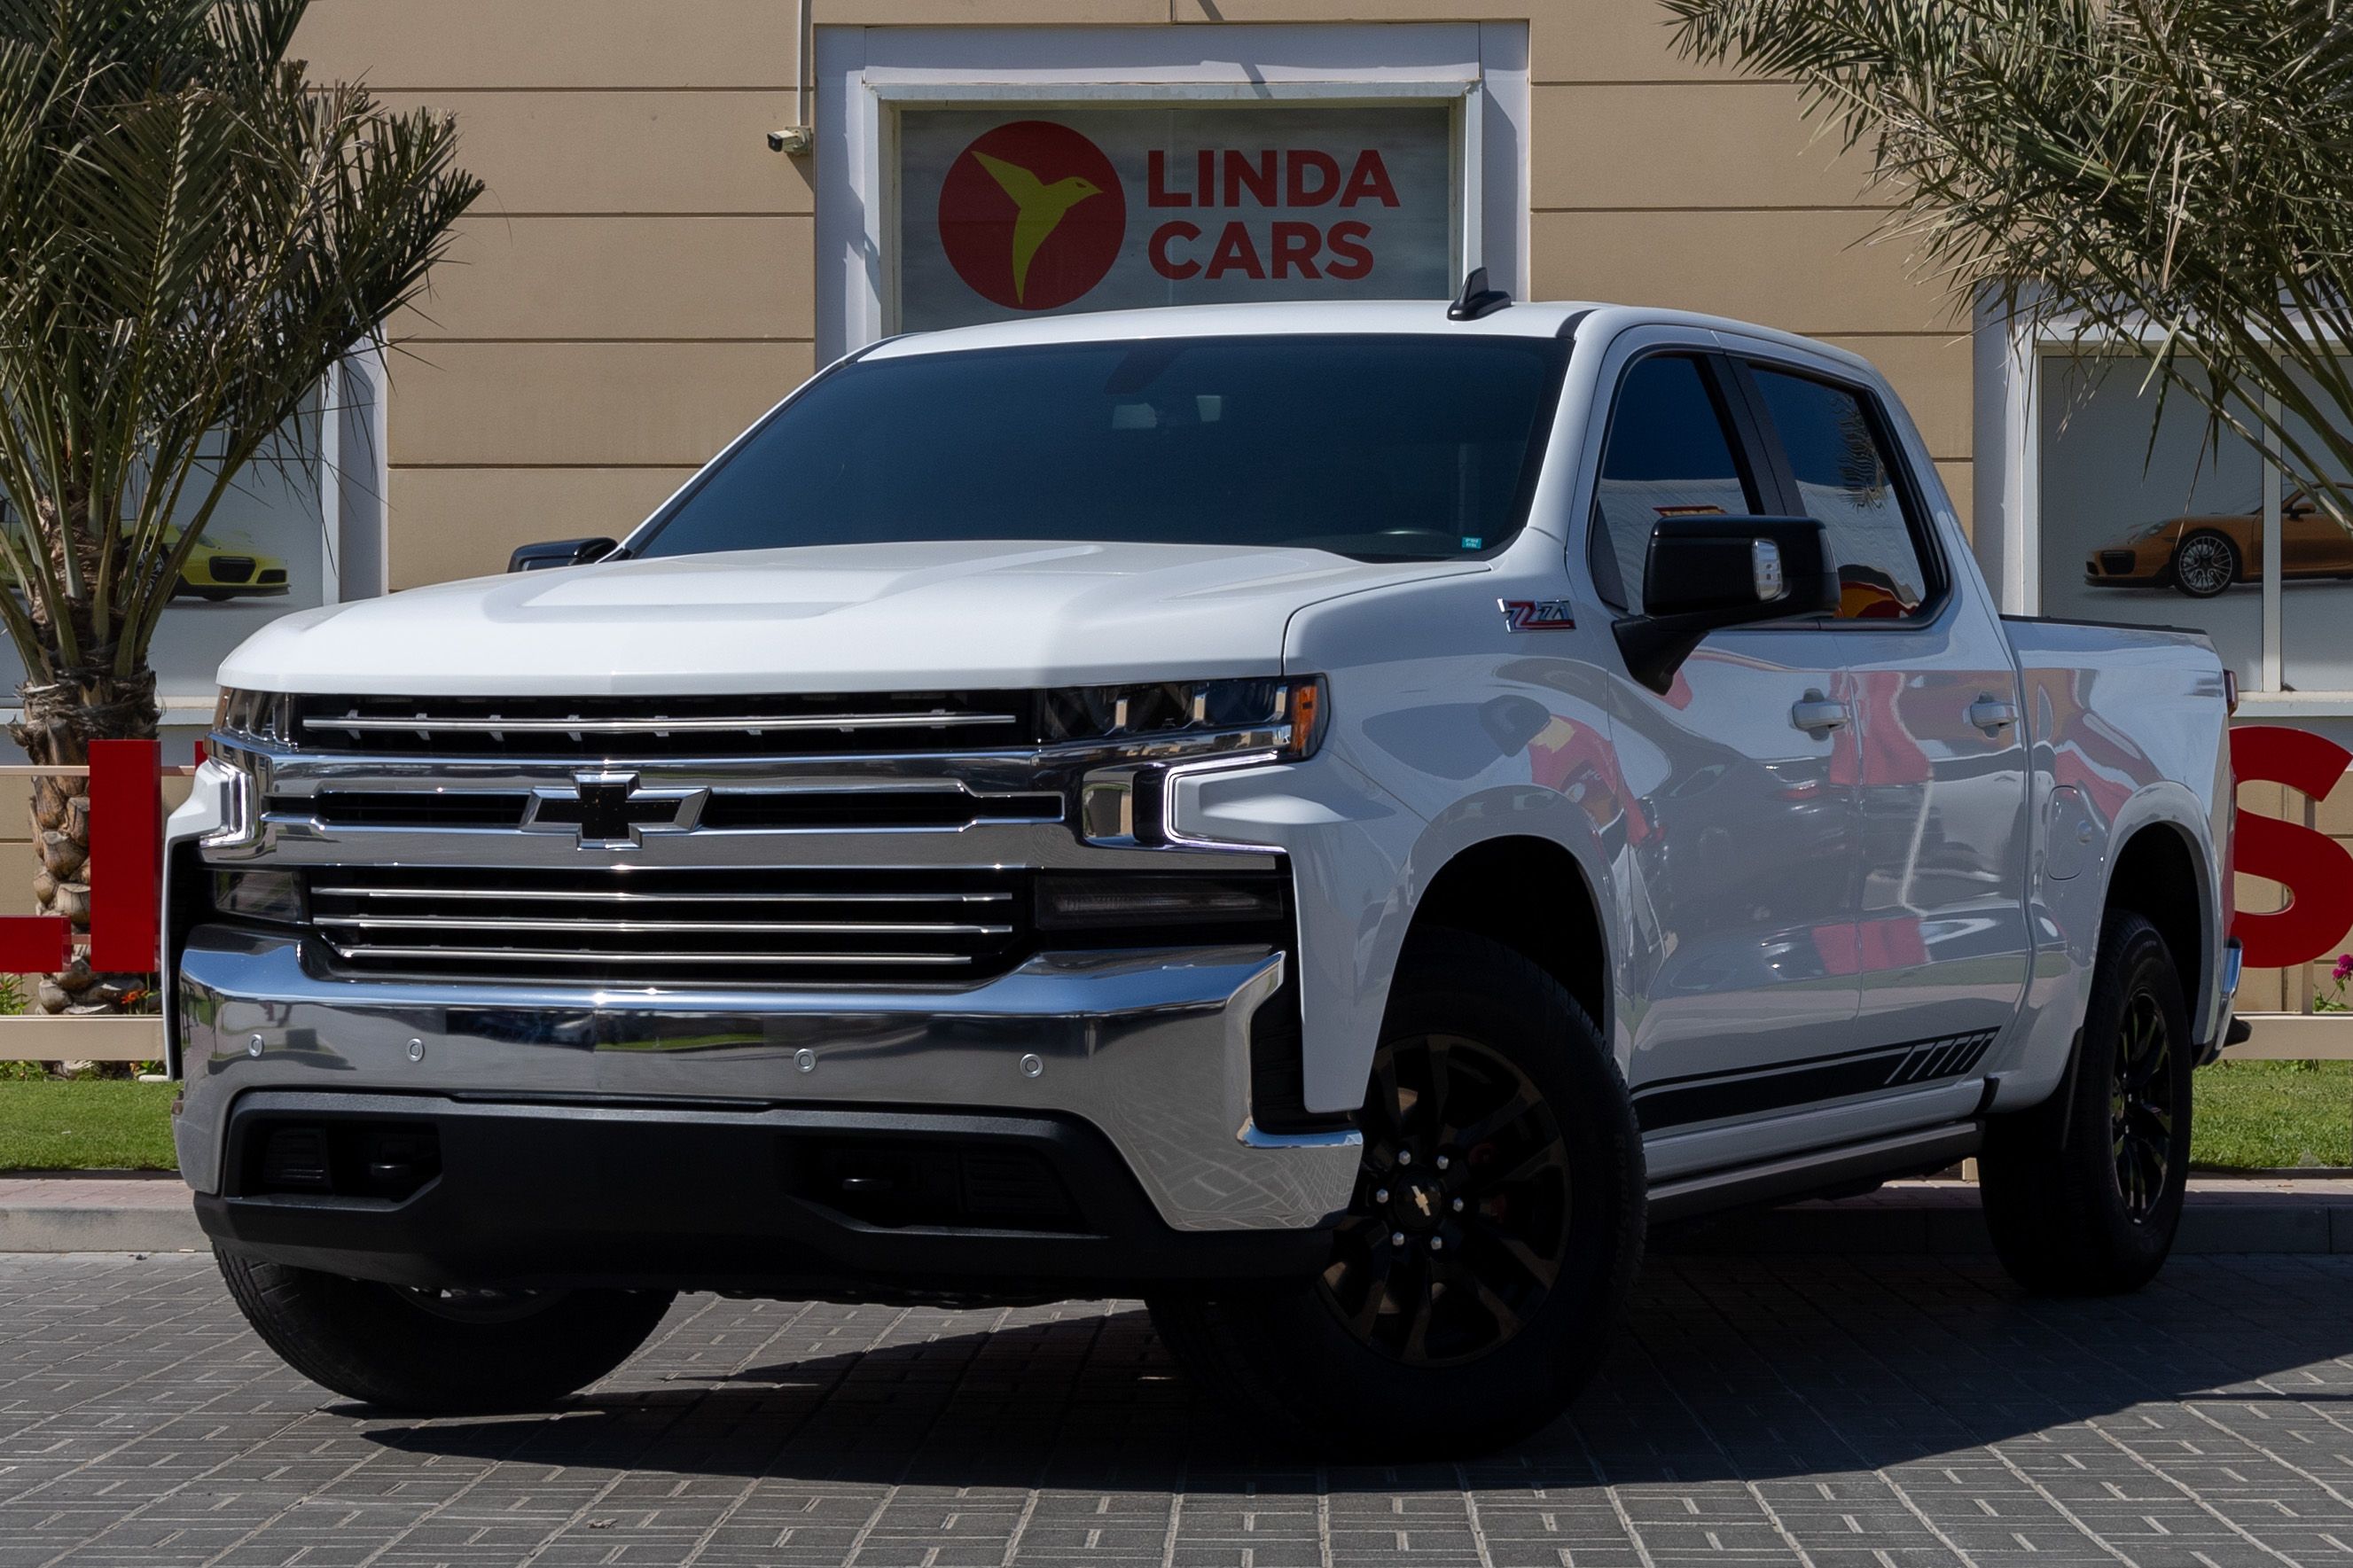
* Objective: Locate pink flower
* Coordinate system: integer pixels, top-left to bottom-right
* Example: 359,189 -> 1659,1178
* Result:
2333,954 -> 2353,982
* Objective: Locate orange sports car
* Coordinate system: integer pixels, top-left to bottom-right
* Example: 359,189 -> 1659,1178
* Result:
2083,490 -> 2353,598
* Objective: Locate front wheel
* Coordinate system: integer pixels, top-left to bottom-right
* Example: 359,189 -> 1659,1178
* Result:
216,1249 -> 675,1412
1149,930 -> 1644,1457
1978,911 -> 2193,1294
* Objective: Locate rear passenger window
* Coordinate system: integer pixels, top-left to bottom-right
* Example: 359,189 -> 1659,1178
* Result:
1591,355 -> 1759,610
1747,366 -> 1934,620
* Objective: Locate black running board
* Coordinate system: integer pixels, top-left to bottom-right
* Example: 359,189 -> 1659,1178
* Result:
1646,1121 -> 1982,1225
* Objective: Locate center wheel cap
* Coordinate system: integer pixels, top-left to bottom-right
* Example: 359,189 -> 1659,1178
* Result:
1388,1175 -> 1446,1233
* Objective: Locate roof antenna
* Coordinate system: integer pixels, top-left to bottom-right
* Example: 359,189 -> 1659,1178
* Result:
1447,266 -> 1512,321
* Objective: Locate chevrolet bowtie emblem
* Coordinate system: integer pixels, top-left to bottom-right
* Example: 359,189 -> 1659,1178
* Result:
521,772 -> 707,848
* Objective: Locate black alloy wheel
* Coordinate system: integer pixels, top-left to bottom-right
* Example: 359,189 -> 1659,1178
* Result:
1322,1032 -> 1573,1366
2110,990 -> 2175,1221
1978,910 -> 2193,1295
1145,931 -> 1643,1456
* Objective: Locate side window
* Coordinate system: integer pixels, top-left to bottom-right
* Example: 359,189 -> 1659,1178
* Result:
1591,355 -> 1759,610
1746,365 -> 1935,620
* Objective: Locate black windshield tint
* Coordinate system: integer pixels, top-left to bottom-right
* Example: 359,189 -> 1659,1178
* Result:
633,335 -> 1568,563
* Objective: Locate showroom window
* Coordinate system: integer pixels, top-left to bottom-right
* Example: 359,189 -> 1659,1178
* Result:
2034,354 -> 2268,688
1997,335 -> 2353,703
1977,325 -> 2353,1024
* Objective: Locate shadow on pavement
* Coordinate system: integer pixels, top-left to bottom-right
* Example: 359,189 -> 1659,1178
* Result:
360,1252 -> 2353,1487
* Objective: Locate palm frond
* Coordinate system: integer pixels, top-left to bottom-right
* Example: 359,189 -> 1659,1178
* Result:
0,0 -> 480,739
1668,0 -> 2353,528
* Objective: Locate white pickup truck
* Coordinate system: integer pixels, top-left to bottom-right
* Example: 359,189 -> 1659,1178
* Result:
168,293 -> 2238,1455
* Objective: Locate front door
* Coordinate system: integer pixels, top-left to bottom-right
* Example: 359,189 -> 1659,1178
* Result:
1586,341 -> 1869,1138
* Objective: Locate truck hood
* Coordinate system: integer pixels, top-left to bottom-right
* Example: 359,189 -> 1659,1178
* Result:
219,540 -> 1485,695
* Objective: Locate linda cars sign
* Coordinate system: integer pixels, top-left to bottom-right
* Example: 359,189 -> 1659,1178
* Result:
895,106 -> 1456,330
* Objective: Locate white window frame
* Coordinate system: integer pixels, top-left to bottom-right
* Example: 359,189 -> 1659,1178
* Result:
813,22 -> 1531,363
1974,301 -> 2353,718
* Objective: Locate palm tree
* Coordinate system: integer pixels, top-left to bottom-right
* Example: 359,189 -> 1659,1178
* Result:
1666,0 -> 2353,522
0,0 -> 479,1012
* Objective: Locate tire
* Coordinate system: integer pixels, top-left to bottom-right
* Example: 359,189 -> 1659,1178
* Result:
1148,930 -> 1645,1458
2170,530 -> 2240,598
215,1248 -> 675,1413
1979,911 -> 2193,1295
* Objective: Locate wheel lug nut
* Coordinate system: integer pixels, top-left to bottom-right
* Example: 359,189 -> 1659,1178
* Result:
1429,1236 -> 1445,1251
1390,1230 -> 1406,1247
1373,1187 -> 1391,1204
1397,1150 -> 1412,1166
1451,1197 -> 1465,1213
1435,1154 -> 1450,1171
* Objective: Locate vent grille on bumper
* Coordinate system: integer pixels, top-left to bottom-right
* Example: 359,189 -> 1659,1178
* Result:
291,691 -> 1041,758
306,865 -> 1030,986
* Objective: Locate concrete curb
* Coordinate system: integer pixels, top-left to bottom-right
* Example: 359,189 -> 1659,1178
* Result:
0,1177 -> 205,1253
0,1205 -> 206,1253
3,1176 -> 2350,1257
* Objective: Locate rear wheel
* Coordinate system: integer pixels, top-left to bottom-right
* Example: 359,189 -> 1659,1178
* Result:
216,1249 -> 675,1412
1149,930 -> 1643,1457
1979,911 -> 2193,1294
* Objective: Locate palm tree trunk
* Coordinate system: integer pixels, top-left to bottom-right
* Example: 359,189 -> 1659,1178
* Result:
11,666 -> 160,1018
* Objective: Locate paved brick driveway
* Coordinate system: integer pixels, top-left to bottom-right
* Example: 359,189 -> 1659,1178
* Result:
4,1251 -> 2353,1566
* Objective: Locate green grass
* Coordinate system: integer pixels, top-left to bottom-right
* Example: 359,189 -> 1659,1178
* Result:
2193,1060 -> 2353,1170
0,1080 -> 178,1171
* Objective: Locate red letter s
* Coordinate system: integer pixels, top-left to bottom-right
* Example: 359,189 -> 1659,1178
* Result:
1324,220 -> 1373,281
2231,725 -> 2353,969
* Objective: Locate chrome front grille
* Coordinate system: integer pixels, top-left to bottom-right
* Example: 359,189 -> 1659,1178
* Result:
201,687 -> 1292,992
291,786 -> 1066,834
288,691 -> 1041,758
305,866 -> 1031,986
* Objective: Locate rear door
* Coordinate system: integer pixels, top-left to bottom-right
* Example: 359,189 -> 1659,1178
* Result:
1726,340 -> 2033,1077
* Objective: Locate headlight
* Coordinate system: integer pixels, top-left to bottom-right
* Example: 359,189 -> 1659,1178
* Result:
1043,676 -> 1324,761
1068,678 -> 1325,851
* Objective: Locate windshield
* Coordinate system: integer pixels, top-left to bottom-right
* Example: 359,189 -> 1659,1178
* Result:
632,334 -> 1569,563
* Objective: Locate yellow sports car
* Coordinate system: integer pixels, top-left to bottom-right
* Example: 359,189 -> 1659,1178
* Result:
2083,490 -> 2353,599
168,527 -> 290,602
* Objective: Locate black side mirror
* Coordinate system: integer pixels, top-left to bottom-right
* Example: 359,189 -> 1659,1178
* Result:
1612,516 -> 1840,694
507,536 -> 619,573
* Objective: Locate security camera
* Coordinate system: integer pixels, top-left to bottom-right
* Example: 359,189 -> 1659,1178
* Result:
766,130 -> 787,152
767,127 -> 813,155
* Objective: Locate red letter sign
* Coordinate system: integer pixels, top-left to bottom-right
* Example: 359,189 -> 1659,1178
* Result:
2231,725 -> 2353,968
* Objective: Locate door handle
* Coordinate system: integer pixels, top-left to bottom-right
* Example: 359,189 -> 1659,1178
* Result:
1791,697 -> 1849,732
1967,697 -> 2021,732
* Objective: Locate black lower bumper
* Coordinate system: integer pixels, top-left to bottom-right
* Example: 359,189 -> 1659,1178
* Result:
195,1090 -> 1333,1301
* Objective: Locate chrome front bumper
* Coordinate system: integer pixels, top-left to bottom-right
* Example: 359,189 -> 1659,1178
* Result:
172,930 -> 1360,1233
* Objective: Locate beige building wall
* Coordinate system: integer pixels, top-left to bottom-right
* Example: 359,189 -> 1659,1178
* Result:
293,0 -> 1965,590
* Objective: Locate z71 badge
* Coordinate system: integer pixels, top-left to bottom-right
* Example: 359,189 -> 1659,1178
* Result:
1497,598 -> 1576,632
